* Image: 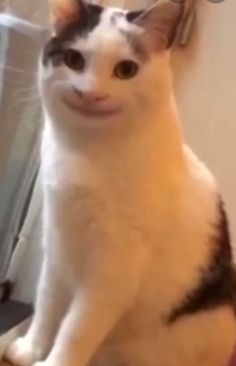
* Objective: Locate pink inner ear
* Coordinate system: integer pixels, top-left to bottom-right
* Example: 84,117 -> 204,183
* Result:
134,0 -> 183,51
49,0 -> 80,32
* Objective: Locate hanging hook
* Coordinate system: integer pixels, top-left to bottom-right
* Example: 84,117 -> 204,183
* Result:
177,0 -> 196,47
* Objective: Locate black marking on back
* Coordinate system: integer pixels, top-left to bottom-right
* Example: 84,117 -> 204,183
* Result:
42,4 -> 103,66
167,196 -> 236,324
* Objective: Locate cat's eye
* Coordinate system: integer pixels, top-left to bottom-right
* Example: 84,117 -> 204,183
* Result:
63,49 -> 85,71
114,60 -> 139,80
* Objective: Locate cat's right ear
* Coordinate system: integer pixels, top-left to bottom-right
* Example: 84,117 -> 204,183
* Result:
128,0 -> 184,51
49,0 -> 87,33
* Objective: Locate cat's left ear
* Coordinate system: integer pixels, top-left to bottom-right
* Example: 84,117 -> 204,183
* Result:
49,0 -> 87,33
128,0 -> 184,51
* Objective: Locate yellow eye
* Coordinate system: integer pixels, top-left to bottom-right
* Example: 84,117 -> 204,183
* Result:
63,49 -> 85,71
114,60 -> 139,80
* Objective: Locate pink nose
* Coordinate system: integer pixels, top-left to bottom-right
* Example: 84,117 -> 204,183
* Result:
74,88 -> 109,103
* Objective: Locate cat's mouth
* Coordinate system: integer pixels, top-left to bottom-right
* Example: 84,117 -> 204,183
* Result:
61,90 -> 122,118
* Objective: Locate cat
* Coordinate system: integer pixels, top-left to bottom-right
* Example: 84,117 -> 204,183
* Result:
4,0 -> 236,365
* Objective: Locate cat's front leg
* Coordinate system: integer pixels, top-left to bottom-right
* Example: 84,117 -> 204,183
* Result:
34,243 -> 144,366
5,257 -> 69,366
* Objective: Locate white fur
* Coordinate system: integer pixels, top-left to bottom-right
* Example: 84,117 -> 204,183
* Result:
5,6 -> 236,366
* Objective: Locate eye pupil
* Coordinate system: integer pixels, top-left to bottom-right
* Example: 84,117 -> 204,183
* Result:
63,49 -> 85,71
114,60 -> 138,79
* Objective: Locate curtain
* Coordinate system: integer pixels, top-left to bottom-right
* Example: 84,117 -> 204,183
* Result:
0,14 -> 46,282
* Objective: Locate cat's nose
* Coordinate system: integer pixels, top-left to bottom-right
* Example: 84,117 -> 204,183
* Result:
74,88 -> 109,103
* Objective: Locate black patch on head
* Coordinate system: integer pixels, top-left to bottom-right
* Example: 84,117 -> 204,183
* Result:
126,10 -> 143,23
167,196 -> 236,324
42,4 -> 103,66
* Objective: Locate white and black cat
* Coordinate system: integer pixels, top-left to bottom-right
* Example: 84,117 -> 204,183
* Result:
5,0 -> 236,365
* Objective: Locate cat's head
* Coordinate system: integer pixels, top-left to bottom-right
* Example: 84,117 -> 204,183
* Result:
40,0 -> 183,129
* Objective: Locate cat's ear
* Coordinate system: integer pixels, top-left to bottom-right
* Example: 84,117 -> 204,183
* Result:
49,0 -> 87,33
129,0 -> 184,51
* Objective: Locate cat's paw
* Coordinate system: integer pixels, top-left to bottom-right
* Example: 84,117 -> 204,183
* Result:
33,361 -> 56,366
33,362 -> 47,366
5,337 -> 41,366
33,361 -> 46,366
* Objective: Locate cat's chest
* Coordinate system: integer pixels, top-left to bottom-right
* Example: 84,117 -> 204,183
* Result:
41,135 -> 95,189
40,129 -> 178,231
41,130 -> 143,200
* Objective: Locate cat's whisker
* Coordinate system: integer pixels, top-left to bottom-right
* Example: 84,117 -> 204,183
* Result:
0,64 -> 32,74
16,95 -> 40,103
15,89 -> 39,98
14,85 -> 39,96
16,85 -> 38,92
3,75 -> 37,86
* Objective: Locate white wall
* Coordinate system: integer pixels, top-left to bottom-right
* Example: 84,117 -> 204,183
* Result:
172,0 -> 236,253
13,0 -> 236,303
